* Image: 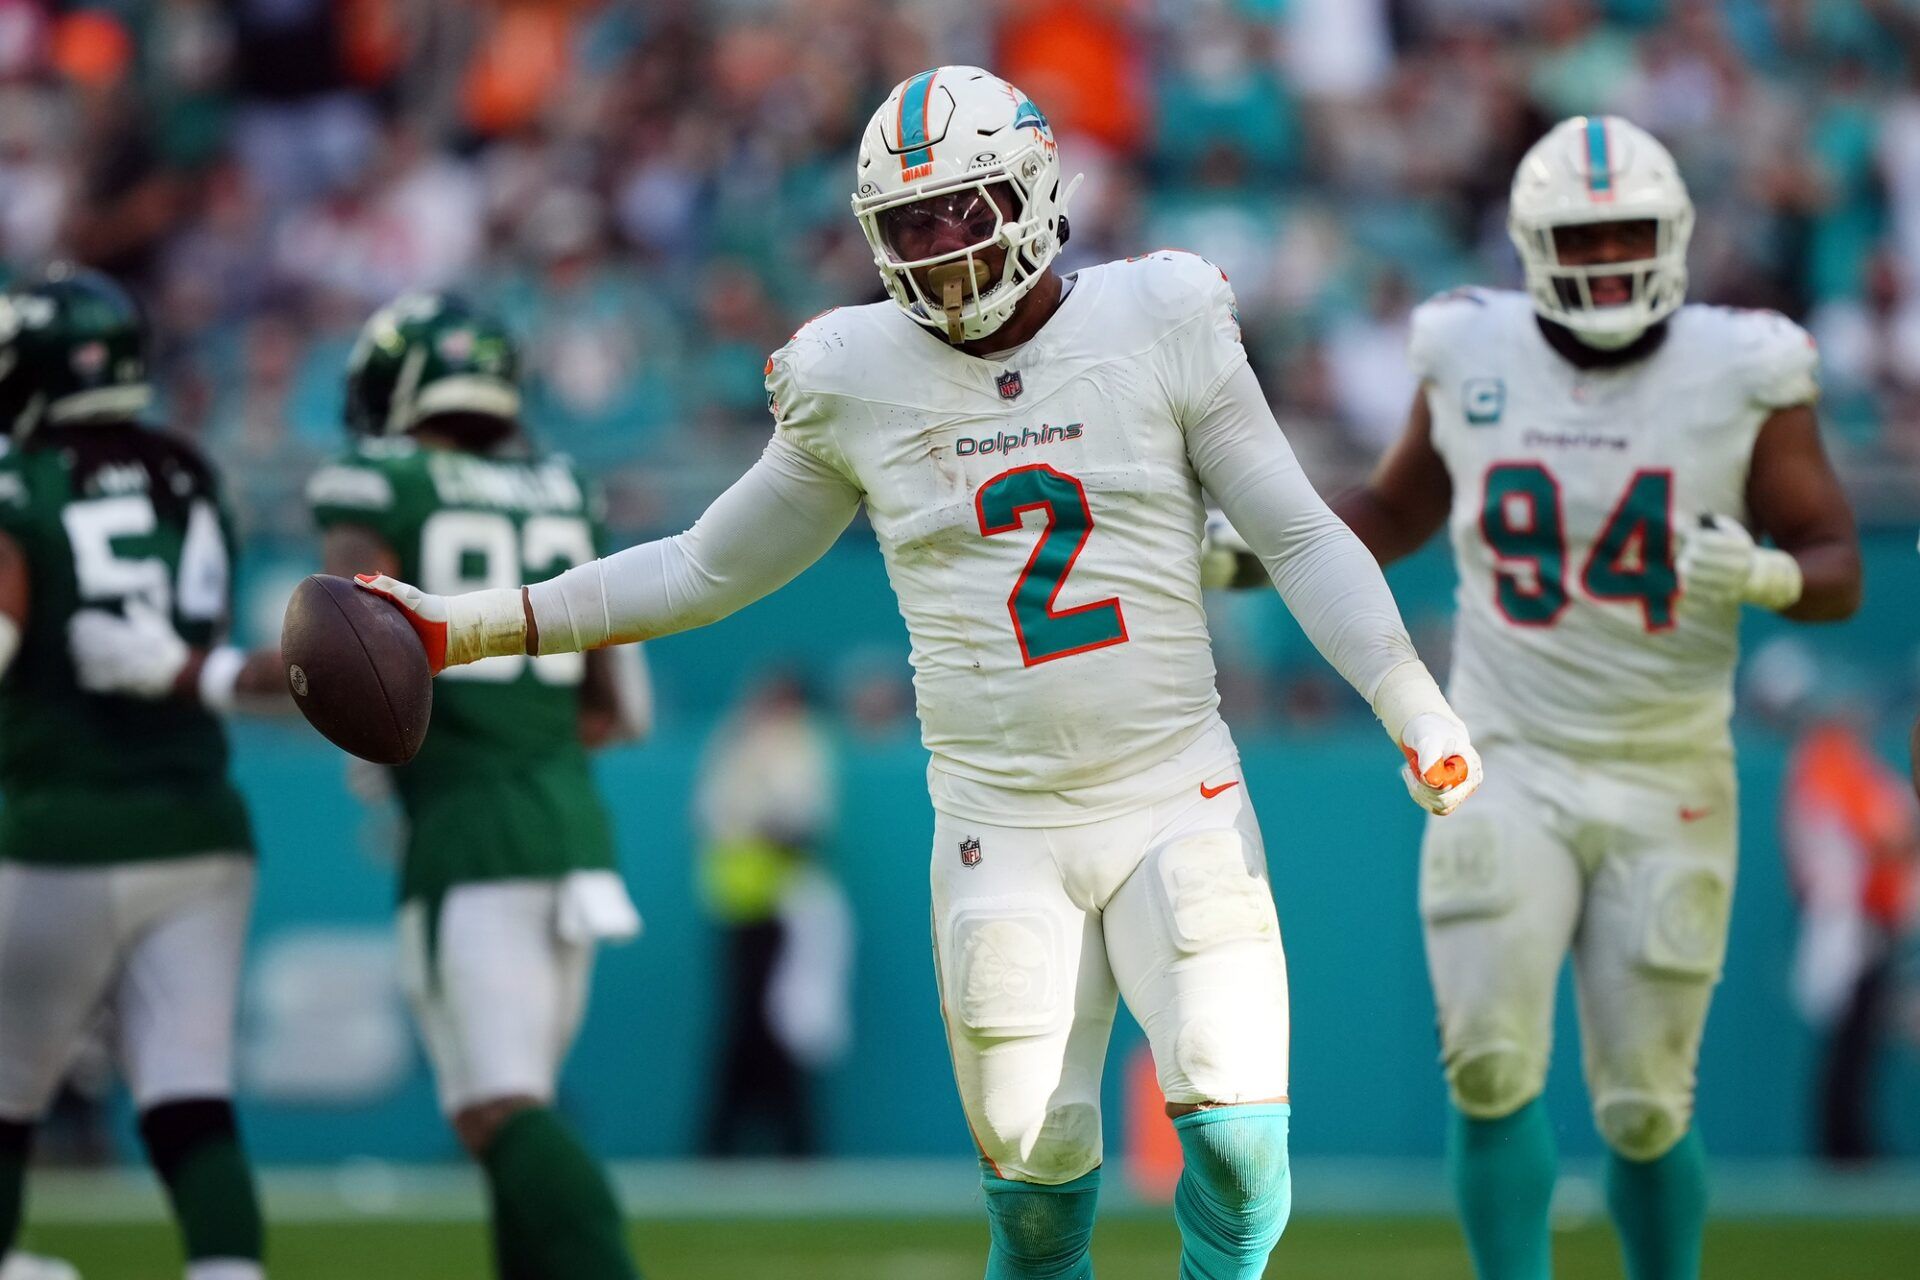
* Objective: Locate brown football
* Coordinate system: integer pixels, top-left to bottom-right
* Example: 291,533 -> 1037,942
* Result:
280,574 -> 433,764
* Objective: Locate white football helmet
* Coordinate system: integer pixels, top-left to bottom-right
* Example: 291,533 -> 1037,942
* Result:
1508,115 -> 1695,348
852,66 -> 1081,343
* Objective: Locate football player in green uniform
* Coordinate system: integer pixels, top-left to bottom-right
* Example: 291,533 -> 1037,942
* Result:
0,266 -> 283,1280
307,293 -> 650,1280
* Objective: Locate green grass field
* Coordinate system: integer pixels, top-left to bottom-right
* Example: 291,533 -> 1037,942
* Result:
19,1216 -> 1920,1279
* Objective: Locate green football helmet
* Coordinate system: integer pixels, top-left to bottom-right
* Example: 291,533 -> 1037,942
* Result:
344,292 -> 522,436
0,263 -> 152,440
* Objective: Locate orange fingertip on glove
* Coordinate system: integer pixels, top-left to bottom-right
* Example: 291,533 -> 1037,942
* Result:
1403,744 -> 1469,790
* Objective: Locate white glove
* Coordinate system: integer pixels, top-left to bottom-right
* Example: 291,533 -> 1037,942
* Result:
1677,513 -> 1803,612
1400,711 -> 1483,817
1199,512 -> 1256,590
354,575 -> 527,673
69,602 -> 189,699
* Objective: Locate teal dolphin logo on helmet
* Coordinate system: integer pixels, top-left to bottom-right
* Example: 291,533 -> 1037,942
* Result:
1010,97 -> 1050,136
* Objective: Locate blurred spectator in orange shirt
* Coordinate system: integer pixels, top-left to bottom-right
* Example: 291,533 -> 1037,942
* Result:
462,1 -> 579,139
1783,708 -> 1920,1163
994,0 -> 1149,157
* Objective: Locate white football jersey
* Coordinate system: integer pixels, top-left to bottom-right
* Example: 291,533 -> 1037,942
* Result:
1414,289 -> 1818,757
766,252 -> 1244,820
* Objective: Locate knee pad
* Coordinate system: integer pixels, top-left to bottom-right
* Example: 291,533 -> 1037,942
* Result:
138,1098 -> 238,1183
981,1164 -> 1100,1280
1595,1094 -> 1690,1162
1447,1048 -> 1545,1120
979,1100 -> 1103,1186
1175,1105 -> 1292,1214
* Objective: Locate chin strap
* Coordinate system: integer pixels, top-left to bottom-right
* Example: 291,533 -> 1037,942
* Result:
1536,315 -> 1670,370
1570,325 -> 1643,351
926,258 -> 990,342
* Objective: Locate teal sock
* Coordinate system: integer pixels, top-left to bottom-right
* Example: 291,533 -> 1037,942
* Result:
1605,1129 -> 1706,1280
139,1101 -> 263,1264
1172,1104 -> 1292,1280
483,1107 -> 637,1280
980,1163 -> 1099,1280
0,1120 -> 27,1258
1450,1101 -> 1555,1280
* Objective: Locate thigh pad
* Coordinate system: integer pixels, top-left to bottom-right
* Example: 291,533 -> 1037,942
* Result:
1154,830 -> 1277,954
1421,815 -> 1519,923
1630,856 -> 1732,980
947,900 -> 1066,1036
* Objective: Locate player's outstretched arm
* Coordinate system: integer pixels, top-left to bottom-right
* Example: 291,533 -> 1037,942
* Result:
1185,361 -> 1480,815
68,600 -> 290,711
65,517 -> 294,712
1676,405 -> 1860,622
65,519 -> 391,711
358,436 -> 862,671
1331,390 -> 1453,567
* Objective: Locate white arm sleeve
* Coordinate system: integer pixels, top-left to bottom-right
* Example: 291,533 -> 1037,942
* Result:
1185,361 -> 1444,736
527,436 -> 861,653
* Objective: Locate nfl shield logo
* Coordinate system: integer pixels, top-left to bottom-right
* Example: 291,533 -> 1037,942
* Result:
995,370 -> 1023,401
959,836 -> 982,868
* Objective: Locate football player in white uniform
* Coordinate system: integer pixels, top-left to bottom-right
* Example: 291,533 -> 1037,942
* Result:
353,67 -> 1481,1278
1311,118 -> 1858,1280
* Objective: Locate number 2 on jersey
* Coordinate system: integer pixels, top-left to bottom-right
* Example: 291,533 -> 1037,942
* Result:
1482,463 -> 1676,631
975,464 -> 1128,666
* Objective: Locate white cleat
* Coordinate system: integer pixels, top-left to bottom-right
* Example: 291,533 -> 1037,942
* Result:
0,1253 -> 80,1280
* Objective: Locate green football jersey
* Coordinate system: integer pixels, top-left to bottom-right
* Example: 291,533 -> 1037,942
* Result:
307,437 -> 615,903
0,424 -> 252,865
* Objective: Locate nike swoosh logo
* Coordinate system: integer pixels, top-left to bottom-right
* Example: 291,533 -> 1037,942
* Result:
1679,806 -> 1713,823
1200,779 -> 1240,800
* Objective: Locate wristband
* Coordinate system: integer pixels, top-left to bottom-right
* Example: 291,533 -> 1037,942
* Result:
1369,659 -> 1458,746
445,587 -> 531,666
197,645 -> 248,715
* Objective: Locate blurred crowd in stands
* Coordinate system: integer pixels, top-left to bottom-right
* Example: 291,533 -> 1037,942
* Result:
6,0 -> 1920,545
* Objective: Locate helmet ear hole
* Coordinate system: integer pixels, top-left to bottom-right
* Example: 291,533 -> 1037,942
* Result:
1057,213 -> 1071,249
